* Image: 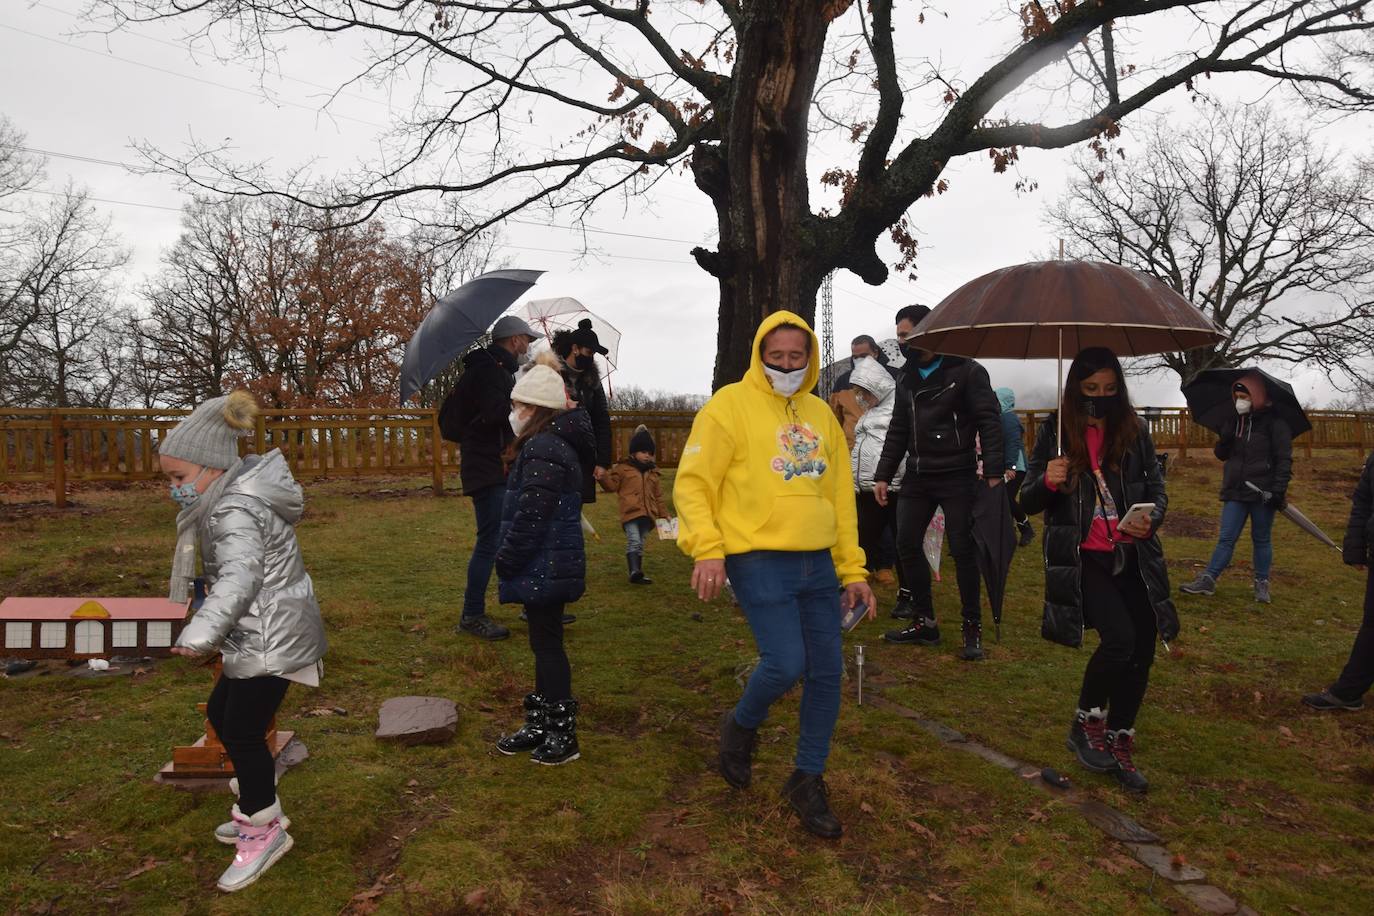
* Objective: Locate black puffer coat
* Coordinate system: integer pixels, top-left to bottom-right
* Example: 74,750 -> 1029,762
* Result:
440,345 -> 517,495
562,364 -> 613,503
1344,452 -> 1374,566
874,356 -> 1004,484
496,410 -> 596,607
1019,416 -> 1181,649
1215,409 -> 1293,503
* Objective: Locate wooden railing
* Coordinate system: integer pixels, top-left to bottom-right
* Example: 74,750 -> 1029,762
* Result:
3,406 -> 1370,507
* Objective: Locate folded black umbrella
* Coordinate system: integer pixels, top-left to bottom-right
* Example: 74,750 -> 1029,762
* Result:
972,482 -> 1017,641
1181,368 -> 1312,438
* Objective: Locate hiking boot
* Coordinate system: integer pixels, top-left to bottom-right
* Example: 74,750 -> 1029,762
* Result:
458,614 -> 511,641
883,616 -> 940,645
1066,708 -> 1116,773
888,588 -> 917,619
1017,519 -> 1036,548
530,700 -> 580,765
216,799 -> 293,893
1254,578 -> 1271,604
718,710 -> 758,789
216,777 -> 289,845
1179,572 -> 1216,596
496,693 -> 549,755
960,620 -> 985,661
1107,729 -> 1149,794
781,769 -> 843,839
1302,689 -> 1365,712
628,553 -> 652,585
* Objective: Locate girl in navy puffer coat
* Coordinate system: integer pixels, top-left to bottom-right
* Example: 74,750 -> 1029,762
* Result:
494,356 -> 595,765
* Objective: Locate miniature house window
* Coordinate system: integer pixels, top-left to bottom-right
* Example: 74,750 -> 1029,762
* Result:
111,621 -> 138,648
39,622 -> 66,649
145,621 -> 172,648
74,620 -> 104,655
4,622 -> 31,649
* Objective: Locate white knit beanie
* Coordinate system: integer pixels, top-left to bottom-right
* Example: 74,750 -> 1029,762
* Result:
511,361 -> 570,410
160,390 -> 258,469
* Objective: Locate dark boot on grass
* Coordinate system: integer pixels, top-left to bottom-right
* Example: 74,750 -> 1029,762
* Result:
1017,519 -> 1035,548
496,693 -> 548,755
458,614 -> 510,641
628,552 -> 652,585
781,769 -> 843,839
718,710 -> 757,789
960,619 -> 985,661
1179,572 -> 1216,596
1107,729 -> 1149,794
1066,707 -> 1116,773
888,588 -> 917,620
531,700 -> 580,765
1302,689 -> 1364,711
883,616 -> 940,645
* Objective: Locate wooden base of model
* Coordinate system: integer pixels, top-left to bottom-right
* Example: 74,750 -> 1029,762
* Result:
160,662 -> 293,780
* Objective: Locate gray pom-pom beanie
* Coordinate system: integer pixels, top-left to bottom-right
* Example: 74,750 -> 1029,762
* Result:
159,391 -> 258,469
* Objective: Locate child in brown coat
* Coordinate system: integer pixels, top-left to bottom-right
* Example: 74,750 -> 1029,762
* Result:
600,425 -> 668,585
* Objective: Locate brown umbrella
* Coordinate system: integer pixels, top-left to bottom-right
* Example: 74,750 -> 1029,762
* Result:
906,260 -> 1225,450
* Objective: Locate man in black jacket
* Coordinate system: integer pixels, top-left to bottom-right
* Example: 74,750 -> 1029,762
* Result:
442,314 -> 539,641
874,305 -> 1005,660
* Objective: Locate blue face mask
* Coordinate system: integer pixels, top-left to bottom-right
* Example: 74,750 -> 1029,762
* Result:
169,468 -> 208,510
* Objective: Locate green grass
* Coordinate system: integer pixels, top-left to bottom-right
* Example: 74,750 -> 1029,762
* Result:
2,455 -> 1372,914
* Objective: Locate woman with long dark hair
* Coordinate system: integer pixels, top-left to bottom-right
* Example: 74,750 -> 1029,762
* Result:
1020,347 -> 1180,793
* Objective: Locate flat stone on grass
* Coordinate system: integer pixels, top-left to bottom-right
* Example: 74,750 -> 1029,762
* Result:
376,696 -> 458,746
1174,883 -> 1239,914
1078,800 -> 1162,843
1127,843 -> 1206,883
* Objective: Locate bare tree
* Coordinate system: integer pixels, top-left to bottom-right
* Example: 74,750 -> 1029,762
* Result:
0,120 -> 48,356
609,384 -> 708,411
95,1 -> 1374,388
1047,107 -> 1374,386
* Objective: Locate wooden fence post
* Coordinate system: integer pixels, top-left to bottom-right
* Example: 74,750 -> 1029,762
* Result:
1177,413 -> 1188,460
255,413 -> 267,456
430,411 -> 444,497
51,412 -> 67,509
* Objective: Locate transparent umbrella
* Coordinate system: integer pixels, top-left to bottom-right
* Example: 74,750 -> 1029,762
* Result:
518,297 -> 622,377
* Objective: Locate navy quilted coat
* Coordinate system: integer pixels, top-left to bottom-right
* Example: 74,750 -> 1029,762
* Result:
496,409 -> 596,606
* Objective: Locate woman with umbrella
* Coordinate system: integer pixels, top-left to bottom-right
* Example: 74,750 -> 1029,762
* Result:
1179,371 -> 1296,605
1020,347 -> 1180,794
550,319 -> 613,503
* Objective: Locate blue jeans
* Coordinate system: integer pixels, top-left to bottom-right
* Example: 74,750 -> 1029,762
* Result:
462,484 -> 507,619
1205,500 -> 1276,581
725,550 -> 843,775
623,517 -> 653,555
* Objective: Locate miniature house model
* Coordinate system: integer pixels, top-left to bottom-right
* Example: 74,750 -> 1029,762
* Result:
0,597 -> 191,660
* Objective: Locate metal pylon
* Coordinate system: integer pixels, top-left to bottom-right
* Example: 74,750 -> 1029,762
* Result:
820,272 -> 835,398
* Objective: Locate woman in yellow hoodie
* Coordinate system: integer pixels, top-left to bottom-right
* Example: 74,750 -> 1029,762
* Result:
676,312 -> 875,839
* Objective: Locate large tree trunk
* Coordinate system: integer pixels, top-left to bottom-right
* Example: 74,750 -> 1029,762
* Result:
703,1 -> 838,390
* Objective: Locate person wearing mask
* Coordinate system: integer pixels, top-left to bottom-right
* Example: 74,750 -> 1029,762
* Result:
1179,374 -> 1294,604
996,387 -> 1036,547
440,315 -> 540,641
1020,347 -> 1179,794
551,320 -> 613,503
851,356 -> 907,593
874,305 -> 1004,661
676,312 -> 874,840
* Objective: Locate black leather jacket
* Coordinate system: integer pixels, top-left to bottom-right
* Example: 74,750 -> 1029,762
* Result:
874,356 -> 1004,485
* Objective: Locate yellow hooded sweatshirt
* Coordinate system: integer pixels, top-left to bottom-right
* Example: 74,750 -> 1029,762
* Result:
674,311 -> 866,585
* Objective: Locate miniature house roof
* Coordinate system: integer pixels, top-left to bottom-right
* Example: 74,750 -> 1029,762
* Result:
0,597 -> 190,621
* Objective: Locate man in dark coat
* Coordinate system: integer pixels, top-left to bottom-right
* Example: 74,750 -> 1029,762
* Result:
551,320 -> 613,503
440,314 -> 539,641
875,304 -> 1005,661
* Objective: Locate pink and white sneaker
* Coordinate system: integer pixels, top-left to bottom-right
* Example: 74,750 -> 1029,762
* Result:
216,778 -> 289,844
216,799 -> 293,893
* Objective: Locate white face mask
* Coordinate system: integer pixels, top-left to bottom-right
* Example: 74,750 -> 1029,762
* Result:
1235,398 -> 1252,415
509,407 -> 532,436
762,362 -> 808,397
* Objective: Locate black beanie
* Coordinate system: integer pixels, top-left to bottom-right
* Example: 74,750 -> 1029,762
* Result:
570,318 -> 609,355
629,425 -> 655,455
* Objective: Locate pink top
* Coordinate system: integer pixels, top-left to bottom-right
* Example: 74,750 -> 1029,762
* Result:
0,597 -> 189,621
1045,426 -> 1124,553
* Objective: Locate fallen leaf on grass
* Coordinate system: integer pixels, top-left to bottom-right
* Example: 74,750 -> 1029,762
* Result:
1096,856 -> 1128,876
860,801 -> 875,815
407,779 -> 420,788
1225,849 -> 1242,863
906,819 -> 937,842
1026,807 -> 1049,823
926,892 -> 949,903
1011,834 -> 1029,846
463,887 -> 488,908
124,856 -> 161,880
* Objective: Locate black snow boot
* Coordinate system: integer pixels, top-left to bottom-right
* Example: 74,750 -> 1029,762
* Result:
781,769 -> 843,839
496,693 -> 548,755
531,700 -> 580,766
718,710 -> 758,789
888,589 -> 917,619
628,552 -> 652,585
1107,729 -> 1149,794
1066,707 -> 1117,773
960,619 -> 985,661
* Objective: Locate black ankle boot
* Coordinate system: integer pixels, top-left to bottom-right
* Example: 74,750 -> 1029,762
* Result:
960,620 -> 985,661
884,616 -> 940,645
1066,708 -> 1116,773
496,693 -> 548,755
888,589 -> 916,619
531,700 -> 580,765
718,710 -> 758,789
782,769 -> 843,839
1107,729 -> 1148,793
628,553 -> 651,585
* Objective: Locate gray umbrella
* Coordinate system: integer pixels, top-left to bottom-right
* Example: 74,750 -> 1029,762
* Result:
398,269 -> 544,404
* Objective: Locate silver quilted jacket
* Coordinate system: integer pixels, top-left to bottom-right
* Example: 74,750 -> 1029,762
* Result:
850,357 -> 907,492
175,450 -> 328,678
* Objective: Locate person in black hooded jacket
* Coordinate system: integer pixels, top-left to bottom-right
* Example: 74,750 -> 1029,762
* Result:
1179,374 -> 1294,604
874,304 -> 1005,661
551,321 -> 613,503
1020,347 -> 1180,795
1302,452 -> 1374,711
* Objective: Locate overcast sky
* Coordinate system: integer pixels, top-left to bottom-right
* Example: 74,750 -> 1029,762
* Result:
2,1 -> 1369,408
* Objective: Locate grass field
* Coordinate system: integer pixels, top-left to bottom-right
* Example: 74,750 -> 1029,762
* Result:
2,452 -> 1372,915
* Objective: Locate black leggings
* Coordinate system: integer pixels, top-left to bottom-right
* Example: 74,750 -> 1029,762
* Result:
1077,550 -> 1157,731
526,603 -> 572,702
206,674 -> 290,816
1332,566 -> 1374,701
856,491 -> 905,587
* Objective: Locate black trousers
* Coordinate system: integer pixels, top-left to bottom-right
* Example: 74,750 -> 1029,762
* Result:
1077,550 -> 1157,731
206,674 -> 291,816
1332,566 -> 1374,701
856,491 -> 905,588
895,474 -> 981,624
1005,474 -> 1029,524
526,602 -> 572,702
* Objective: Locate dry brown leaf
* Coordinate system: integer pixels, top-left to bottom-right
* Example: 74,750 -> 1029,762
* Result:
463,887 -> 489,908
906,819 -> 937,842
1225,849 -> 1242,863
860,801 -> 876,815
1012,834 -> 1029,846
123,856 -> 161,880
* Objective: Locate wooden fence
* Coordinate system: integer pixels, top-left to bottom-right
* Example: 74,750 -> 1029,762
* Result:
2,407 -> 1370,507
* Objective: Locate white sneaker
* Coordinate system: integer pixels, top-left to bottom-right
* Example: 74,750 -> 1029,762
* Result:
216,799 -> 293,893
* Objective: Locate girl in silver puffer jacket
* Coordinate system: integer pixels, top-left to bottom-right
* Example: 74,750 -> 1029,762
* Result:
160,390 -> 326,894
